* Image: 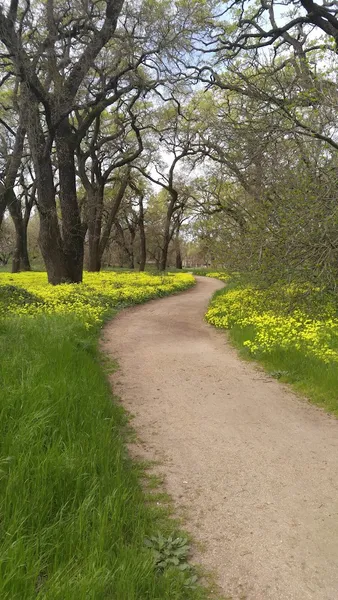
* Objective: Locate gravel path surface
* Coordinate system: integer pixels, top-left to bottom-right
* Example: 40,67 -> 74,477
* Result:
102,276 -> 338,600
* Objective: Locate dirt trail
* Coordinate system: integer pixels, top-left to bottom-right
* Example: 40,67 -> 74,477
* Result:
102,276 -> 338,600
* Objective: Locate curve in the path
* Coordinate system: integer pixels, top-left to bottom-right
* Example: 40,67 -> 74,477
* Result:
102,276 -> 338,600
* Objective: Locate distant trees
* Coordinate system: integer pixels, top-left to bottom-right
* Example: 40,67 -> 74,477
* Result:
0,0 -> 209,281
130,100 -> 204,270
0,0 -> 126,282
186,75 -> 338,286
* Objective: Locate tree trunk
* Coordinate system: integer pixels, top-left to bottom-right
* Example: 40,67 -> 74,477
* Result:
174,226 -> 183,269
55,118 -> 84,282
160,219 -> 171,271
87,187 -> 104,272
88,249 -> 102,272
21,192 -> 34,272
175,242 -> 183,269
99,173 -> 129,263
11,225 -> 21,274
160,191 -> 177,271
6,189 -> 26,273
0,122 -> 26,231
114,219 -> 133,268
39,212 -> 68,283
21,215 -> 31,271
26,98 -> 69,284
138,195 -> 146,272
21,229 -> 31,270
0,187 -> 7,230
129,230 -> 136,269
10,214 -> 31,272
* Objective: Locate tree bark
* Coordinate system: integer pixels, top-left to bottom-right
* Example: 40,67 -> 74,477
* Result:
5,188 -> 30,273
98,173 -> 129,264
0,122 -> 26,230
55,118 -> 84,282
87,186 -> 104,272
26,98 -> 68,284
8,193 -> 23,273
88,244 -> 102,271
21,184 -> 35,272
160,218 -> 171,271
175,235 -> 183,269
21,222 -> 31,271
160,191 -> 177,271
138,195 -> 146,271
0,187 -> 7,230
114,218 -> 132,268
129,229 -> 135,269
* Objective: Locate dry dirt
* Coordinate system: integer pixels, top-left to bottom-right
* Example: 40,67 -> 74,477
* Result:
102,276 -> 338,600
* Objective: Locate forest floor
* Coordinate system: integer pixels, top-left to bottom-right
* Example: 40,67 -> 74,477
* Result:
102,276 -> 338,600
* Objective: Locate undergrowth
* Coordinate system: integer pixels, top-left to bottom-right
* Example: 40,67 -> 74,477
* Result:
206,277 -> 338,415
0,272 -> 210,599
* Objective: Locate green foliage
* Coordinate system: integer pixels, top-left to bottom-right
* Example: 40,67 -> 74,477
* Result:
0,285 -> 207,599
0,284 -> 42,307
186,60 -> 338,289
206,279 -> 338,415
145,533 -> 191,570
207,282 -> 338,363
145,533 -> 199,589
269,370 -> 290,380
0,271 -> 194,326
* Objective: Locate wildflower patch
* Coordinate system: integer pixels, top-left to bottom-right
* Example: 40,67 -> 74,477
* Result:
0,271 -> 195,328
206,284 -> 338,364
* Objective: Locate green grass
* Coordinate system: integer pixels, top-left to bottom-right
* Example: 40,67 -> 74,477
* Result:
171,268 -> 219,275
0,262 -> 46,273
0,314 -> 210,599
229,323 -> 338,414
208,281 -> 338,416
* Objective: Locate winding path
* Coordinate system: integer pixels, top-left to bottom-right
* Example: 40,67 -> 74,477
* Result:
102,276 -> 338,600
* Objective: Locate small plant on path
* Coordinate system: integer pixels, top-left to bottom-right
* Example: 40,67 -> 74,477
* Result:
145,533 -> 199,588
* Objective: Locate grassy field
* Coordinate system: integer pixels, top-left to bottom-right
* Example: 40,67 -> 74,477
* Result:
206,278 -> 338,415
0,271 -> 213,600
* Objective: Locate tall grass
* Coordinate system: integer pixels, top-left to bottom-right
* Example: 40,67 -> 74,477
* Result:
207,282 -> 338,415
230,324 -> 338,414
0,315 -> 207,599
